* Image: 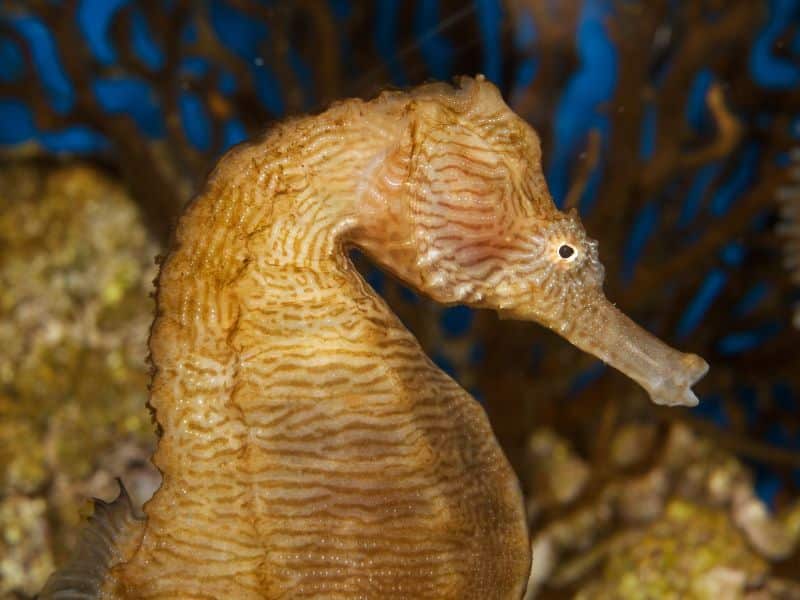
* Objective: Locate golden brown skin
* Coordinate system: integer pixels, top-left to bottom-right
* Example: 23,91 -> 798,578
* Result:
66,76 -> 705,599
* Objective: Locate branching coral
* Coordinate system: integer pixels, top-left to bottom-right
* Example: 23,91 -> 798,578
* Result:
778,147 -> 800,329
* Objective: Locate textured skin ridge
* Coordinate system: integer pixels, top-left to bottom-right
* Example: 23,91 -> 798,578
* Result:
103,79 -> 531,599
41,483 -> 144,599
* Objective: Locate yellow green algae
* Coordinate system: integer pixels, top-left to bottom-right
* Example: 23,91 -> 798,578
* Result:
0,161 -> 159,597
575,499 -> 768,599
525,423 -> 800,599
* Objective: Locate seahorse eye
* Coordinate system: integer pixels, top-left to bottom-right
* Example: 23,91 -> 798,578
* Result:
558,244 -> 576,260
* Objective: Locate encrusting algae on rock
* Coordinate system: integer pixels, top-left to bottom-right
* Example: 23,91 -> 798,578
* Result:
524,423 -> 800,599
42,77 -> 707,599
0,162 -> 160,597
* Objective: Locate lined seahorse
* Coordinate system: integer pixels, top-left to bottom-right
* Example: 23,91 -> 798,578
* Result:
42,76 -> 707,599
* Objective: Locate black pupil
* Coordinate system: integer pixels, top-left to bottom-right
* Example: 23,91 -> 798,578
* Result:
559,244 -> 575,259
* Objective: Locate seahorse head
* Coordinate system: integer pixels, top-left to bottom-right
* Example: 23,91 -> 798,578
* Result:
354,76 -> 708,407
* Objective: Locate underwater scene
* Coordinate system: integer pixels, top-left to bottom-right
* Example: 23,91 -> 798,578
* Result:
1,1 -> 799,598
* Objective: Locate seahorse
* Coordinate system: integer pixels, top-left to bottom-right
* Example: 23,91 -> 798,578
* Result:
42,76 -> 708,599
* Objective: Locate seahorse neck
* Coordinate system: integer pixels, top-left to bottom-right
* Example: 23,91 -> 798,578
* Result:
146,111 -> 408,478
147,240 -> 404,500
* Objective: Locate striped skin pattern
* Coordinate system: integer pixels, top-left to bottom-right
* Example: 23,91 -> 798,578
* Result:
93,76 -> 706,599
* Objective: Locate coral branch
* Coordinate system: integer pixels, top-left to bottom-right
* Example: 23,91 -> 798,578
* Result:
633,162 -> 786,299
657,408 -> 800,469
564,129 -> 601,211
640,83 -> 743,197
777,147 -> 800,328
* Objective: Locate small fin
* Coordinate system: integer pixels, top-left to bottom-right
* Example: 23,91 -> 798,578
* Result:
40,479 -> 144,599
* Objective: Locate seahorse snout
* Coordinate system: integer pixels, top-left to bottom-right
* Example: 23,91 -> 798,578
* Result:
558,297 -> 709,407
644,352 -> 709,408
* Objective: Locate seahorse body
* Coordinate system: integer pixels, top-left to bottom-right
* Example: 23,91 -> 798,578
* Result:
43,76 -> 708,599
